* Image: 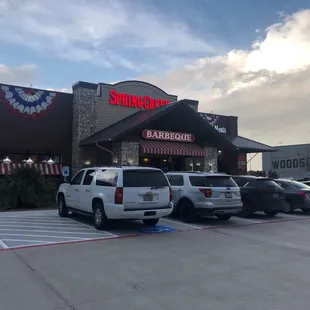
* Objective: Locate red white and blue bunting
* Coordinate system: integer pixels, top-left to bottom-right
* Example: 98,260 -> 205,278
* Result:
0,85 -> 59,119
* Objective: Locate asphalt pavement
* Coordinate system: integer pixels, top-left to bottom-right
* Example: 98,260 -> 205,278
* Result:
1,210 -> 310,309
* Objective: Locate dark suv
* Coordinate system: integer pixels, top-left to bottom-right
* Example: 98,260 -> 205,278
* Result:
232,176 -> 286,217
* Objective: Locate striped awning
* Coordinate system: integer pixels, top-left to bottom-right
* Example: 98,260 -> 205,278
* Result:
0,163 -> 63,175
140,140 -> 205,157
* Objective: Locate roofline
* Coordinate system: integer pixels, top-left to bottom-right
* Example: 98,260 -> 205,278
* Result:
72,81 -> 98,90
80,100 -> 237,150
0,83 -> 72,95
99,80 -> 177,98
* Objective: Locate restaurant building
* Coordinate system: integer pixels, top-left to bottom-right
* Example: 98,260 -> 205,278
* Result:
0,80 -> 277,177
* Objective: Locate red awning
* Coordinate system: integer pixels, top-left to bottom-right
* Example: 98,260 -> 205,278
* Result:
140,140 -> 205,157
0,163 -> 63,175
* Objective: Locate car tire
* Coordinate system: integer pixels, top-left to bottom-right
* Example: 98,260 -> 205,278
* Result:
282,202 -> 294,213
143,218 -> 159,226
179,200 -> 196,223
264,210 -> 278,216
58,195 -> 69,217
216,214 -> 231,221
301,208 -> 310,213
240,200 -> 253,218
93,203 -> 109,230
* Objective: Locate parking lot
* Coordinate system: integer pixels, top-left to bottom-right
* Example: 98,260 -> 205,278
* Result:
1,209 -> 310,250
2,209 -> 310,310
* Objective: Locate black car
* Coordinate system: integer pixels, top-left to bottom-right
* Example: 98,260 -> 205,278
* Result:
232,176 -> 286,217
273,179 -> 310,213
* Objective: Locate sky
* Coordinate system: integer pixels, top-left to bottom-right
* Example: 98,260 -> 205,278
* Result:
0,0 -> 310,170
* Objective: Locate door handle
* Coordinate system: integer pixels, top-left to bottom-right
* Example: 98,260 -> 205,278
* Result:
85,189 -> 90,192
74,188 -> 79,191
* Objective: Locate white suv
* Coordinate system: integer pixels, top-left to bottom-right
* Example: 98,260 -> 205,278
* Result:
56,166 -> 173,230
166,172 -> 242,222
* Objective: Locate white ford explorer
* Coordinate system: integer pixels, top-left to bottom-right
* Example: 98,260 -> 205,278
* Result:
56,166 -> 173,230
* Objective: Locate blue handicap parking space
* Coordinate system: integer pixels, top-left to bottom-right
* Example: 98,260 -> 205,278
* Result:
138,225 -> 178,235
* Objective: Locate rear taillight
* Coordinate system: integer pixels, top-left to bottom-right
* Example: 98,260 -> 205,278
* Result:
115,187 -> 123,204
298,191 -> 308,199
199,188 -> 212,198
169,186 -> 172,202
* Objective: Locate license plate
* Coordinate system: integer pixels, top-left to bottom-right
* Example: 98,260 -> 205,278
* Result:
145,211 -> 156,216
143,193 -> 153,201
225,193 -> 232,198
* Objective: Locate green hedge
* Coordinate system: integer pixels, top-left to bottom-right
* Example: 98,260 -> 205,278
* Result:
0,166 -> 58,211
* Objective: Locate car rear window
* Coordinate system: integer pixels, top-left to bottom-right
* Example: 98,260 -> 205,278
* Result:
245,179 -> 282,188
189,176 -> 237,187
123,169 -> 169,187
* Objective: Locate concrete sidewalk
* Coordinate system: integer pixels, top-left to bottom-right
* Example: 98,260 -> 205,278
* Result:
2,218 -> 310,310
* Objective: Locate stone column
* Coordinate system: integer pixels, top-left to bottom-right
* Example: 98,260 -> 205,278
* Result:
71,85 -> 97,175
203,146 -> 218,172
111,141 -> 140,166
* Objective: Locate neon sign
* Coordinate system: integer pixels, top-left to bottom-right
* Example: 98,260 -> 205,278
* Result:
109,90 -> 170,110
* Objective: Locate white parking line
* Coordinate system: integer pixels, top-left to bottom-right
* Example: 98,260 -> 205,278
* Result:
0,233 -> 90,240
0,220 -> 87,227
2,239 -> 54,244
233,217 -> 262,224
161,218 -> 202,229
0,223 -> 94,230
52,214 -> 118,237
0,228 -> 106,235
0,240 -> 9,249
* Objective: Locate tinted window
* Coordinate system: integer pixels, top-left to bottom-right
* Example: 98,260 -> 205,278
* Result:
83,169 -> 96,185
233,177 -> 254,187
245,179 -> 282,188
96,170 -> 119,187
275,181 -> 289,189
290,181 -> 310,189
189,176 -> 237,187
71,170 -> 85,185
169,175 -> 184,186
123,169 -> 169,187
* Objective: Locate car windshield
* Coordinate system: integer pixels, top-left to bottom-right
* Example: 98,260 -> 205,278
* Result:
123,169 -> 169,187
189,175 -> 237,187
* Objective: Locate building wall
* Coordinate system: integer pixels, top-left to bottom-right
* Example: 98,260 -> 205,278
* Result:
71,84 -> 97,174
72,80 -> 177,173
0,83 -> 73,165
95,81 -> 178,131
262,144 -> 310,179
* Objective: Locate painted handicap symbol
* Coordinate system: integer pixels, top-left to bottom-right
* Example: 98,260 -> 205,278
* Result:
138,224 -> 177,234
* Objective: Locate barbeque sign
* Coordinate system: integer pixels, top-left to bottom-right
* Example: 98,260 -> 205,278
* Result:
142,129 -> 195,143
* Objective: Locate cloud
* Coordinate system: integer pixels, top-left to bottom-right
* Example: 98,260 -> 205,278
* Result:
0,63 -> 39,86
141,9 -> 310,170
0,0 -> 216,71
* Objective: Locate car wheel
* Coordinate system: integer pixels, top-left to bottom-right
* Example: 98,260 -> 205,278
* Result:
179,200 -> 196,223
301,208 -> 310,213
240,201 -> 253,218
58,195 -> 68,217
93,203 -> 109,230
143,218 -> 159,226
283,202 -> 293,213
264,211 -> 278,216
216,214 -> 231,221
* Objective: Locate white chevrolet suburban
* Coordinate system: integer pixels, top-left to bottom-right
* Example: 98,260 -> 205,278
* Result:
56,166 -> 173,230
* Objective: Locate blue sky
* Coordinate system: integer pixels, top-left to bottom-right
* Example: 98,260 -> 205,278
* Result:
0,0 -> 308,90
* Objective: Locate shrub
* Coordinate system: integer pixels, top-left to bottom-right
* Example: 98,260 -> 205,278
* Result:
0,166 -> 57,210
